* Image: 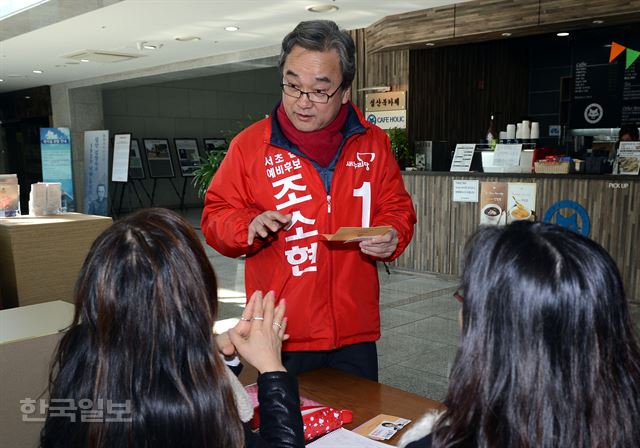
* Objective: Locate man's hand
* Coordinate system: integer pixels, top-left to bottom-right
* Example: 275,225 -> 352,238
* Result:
359,228 -> 398,259
248,211 -> 292,245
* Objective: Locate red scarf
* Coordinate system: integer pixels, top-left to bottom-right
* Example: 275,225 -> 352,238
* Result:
276,102 -> 349,167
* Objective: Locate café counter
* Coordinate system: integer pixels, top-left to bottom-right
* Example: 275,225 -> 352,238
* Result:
393,172 -> 639,302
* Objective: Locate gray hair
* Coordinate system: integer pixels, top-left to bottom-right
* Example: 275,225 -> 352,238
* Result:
279,20 -> 356,87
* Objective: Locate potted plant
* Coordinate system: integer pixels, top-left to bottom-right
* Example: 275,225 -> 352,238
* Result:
192,115 -> 261,198
192,149 -> 227,198
387,127 -> 413,169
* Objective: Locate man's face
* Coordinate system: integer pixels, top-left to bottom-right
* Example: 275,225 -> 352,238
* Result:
281,45 -> 351,132
97,185 -> 105,200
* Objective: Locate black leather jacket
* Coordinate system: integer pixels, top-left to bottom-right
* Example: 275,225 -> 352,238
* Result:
245,371 -> 305,448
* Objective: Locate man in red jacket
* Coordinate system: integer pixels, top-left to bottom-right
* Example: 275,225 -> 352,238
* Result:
201,20 -> 416,381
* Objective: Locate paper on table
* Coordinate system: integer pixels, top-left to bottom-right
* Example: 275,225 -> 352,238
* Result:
306,428 -> 389,447
353,414 -> 411,441
322,226 -> 392,242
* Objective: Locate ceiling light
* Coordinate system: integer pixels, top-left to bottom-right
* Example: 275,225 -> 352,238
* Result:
501,32 -> 512,37
425,42 -> 435,46
557,32 -> 570,37
32,69 -> 43,74
80,59 -> 90,63
592,19 -> 604,24
307,4 -> 339,13
24,96 -> 31,99
0,79 -> 3,82
224,26 -> 239,32
137,41 -> 162,50
175,36 -> 201,42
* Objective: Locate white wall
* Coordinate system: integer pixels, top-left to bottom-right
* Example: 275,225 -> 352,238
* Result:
103,66 -> 281,210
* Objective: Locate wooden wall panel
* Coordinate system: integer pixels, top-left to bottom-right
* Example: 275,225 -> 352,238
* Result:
393,173 -> 640,302
366,0 -> 640,53
454,0 -> 539,36
366,6 -> 455,53
350,28 -> 409,113
408,40 -> 529,146
540,0 -> 640,25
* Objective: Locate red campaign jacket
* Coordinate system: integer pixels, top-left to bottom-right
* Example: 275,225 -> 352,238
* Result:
201,103 -> 416,351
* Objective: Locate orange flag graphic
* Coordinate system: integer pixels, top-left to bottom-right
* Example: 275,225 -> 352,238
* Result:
609,41 -> 626,63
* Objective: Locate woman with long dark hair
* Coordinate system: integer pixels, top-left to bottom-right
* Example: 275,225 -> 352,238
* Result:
399,221 -> 640,447
41,208 -> 304,447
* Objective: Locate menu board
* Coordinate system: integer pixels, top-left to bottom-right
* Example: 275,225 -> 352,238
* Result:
617,141 -> 640,175
570,31 -> 640,128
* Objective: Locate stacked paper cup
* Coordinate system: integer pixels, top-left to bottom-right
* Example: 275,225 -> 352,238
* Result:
516,123 -> 523,139
522,120 -> 531,139
531,122 -> 540,139
506,124 -> 516,140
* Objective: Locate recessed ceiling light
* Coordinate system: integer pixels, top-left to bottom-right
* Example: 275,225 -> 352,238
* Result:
80,59 -> 90,63
143,44 -> 158,50
425,42 -> 435,46
592,19 -> 604,24
24,96 -> 31,99
224,26 -> 239,32
557,32 -> 570,37
175,35 -> 201,42
306,4 -> 339,13
0,78 -> 3,82
501,32 -> 512,37
32,69 -> 43,74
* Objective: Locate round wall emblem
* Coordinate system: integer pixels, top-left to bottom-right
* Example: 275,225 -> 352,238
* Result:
583,103 -> 603,124
366,114 -> 377,125
543,200 -> 590,236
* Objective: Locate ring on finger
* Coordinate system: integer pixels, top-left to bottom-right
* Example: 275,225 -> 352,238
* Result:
252,317 -> 264,321
272,321 -> 282,329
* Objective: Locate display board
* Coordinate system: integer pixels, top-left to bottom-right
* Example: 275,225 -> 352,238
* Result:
174,138 -> 201,177
128,139 -> 145,179
204,138 -> 227,152
142,138 -> 175,178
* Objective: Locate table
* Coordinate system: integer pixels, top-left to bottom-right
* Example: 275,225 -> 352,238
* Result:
298,368 -> 444,444
0,213 -> 112,308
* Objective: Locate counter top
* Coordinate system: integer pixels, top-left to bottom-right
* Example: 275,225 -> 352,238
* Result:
401,171 -> 640,181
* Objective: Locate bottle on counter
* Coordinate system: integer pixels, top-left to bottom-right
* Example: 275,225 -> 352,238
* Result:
486,114 -> 497,149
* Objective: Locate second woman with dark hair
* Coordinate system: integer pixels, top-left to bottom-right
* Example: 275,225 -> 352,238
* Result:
41,208 -> 304,448
398,221 -> 640,448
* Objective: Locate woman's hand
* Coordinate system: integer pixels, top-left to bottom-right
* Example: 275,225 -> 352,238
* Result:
228,290 -> 288,374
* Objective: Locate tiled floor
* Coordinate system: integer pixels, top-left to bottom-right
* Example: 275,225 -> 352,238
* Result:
185,208 -> 640,403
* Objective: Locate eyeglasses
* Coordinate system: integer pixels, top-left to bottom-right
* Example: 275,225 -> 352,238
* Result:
453,289 -> 464,303
280,83 -> 342,104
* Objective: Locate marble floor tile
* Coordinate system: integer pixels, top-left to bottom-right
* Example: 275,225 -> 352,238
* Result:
398,344 -> 458,379
381,308 -> 428,330
378,364 -> 449,402
388,317 -> 461,347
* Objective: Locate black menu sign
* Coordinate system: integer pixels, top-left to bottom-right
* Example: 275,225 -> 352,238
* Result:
570,31 -> 640,128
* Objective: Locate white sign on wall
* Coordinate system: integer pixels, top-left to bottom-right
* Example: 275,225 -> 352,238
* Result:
365,110 -> 407,129
452,179 -> 479,202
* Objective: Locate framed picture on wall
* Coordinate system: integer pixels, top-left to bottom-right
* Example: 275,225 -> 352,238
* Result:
203,138 -> 227,152
128,138 -> 146,179
174,138 -> 202,177
142,138 -> 175,178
